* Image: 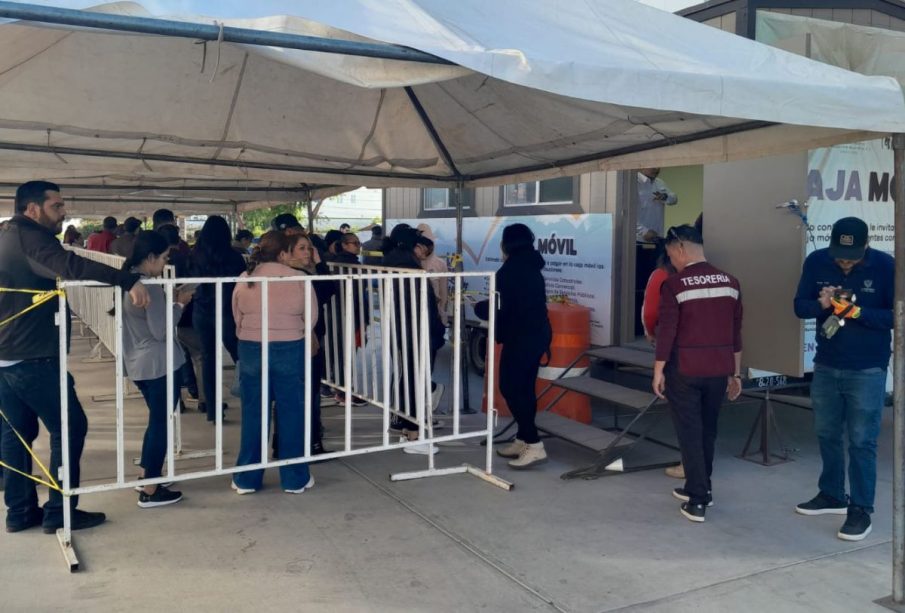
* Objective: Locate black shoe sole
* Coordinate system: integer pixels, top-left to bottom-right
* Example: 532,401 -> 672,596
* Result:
680,505 -> 706,523
672,489 -> 713,507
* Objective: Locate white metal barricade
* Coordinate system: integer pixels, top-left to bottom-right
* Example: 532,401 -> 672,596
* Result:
53,268 -> 508,570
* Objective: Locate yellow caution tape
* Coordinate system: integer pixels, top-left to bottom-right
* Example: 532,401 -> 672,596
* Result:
0,408 -> 62,493
0,288 -> 64,329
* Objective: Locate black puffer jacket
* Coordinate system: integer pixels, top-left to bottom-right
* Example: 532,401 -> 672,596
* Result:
0,215 -> 139,360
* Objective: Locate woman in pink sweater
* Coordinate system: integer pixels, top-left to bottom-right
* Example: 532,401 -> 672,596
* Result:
231,231 -> 318,494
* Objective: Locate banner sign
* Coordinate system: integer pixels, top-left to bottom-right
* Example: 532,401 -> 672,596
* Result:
388,214 -> 614,345
803,138 -> 895,387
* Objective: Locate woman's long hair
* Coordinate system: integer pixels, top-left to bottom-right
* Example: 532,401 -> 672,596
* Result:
191,215 -> 234,274
121,230 -> 168,274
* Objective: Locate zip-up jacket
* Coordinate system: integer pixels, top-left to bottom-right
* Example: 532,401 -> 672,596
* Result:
793,247 -> 894,370
655,261 -> 743,377
0,215 -> 140,360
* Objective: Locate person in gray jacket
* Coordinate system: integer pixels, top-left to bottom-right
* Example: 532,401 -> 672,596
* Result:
121,231 -> 194,508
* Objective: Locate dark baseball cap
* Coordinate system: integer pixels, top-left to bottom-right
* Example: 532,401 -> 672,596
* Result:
829,217 -> 868,260
271,213 -> 301,231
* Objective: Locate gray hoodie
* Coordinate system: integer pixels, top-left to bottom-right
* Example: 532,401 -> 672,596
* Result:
122,274 -> 186,381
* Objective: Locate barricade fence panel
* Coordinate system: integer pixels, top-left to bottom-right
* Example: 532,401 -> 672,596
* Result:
54,267 -> 508,558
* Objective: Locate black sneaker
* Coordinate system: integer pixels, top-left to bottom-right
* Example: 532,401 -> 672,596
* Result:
672,487 -> 713,507
137,485 -> 183,509
6,508 -> 43,533
351,396 -> 368,407
42,509 -> 106,534
680,502 -> 706,523
795,492 -> 848,516
838,507 -> 872,541
312,440 -> 328,455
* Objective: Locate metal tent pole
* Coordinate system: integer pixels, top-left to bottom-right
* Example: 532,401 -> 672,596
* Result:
893,133 -> 905,606
0,1 -> 453,65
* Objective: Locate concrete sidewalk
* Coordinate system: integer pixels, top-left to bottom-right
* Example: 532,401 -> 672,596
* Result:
0,336 -> 897,612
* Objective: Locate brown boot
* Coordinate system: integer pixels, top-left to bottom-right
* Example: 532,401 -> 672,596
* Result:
665,463 -> 685,479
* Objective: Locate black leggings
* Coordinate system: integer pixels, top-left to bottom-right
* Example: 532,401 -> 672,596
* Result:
499,343 -> 544,444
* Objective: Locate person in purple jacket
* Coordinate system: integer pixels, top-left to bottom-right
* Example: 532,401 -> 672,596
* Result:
653,224 -> 743,523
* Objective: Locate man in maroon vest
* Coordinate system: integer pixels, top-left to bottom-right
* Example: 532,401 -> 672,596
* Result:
653,224 -> 743,523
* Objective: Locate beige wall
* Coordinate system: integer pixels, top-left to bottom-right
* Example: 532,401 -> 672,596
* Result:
384,171 -> 621,220
704,152 -> 809,376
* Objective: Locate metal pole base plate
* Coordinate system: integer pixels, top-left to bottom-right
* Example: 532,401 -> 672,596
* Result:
875,596 -> 905,612
390,463 -> 513,491
56,529 -> 80,572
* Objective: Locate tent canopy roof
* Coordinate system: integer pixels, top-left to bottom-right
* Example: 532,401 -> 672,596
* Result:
0,0 -> 902,201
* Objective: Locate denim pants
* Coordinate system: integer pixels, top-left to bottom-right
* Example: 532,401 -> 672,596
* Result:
194,308 -> 239,422
234,339 -> 310,491
810,363 -> 886,513
0,359 -> 88,527
133,373 -> 182,480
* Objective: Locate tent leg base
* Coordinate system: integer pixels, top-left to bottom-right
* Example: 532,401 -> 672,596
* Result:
390,463 -> 512,491
875,596 -> 905,612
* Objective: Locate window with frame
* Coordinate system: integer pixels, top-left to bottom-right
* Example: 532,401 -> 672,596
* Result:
422,188 -> 471,211
502,177 -> 574,207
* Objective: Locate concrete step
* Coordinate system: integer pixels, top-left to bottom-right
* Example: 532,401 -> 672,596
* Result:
535,411 -> 630,453
551,376 -> 662,412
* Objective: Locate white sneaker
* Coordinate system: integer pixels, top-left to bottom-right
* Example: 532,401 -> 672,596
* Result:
231,481 -> 256,495
431,383 -> 445,411
284,476 -> 315,494
508,442 -> 547,470
496,439 -> 527,459
133,480 -> 173,493
401,436 -> 439,455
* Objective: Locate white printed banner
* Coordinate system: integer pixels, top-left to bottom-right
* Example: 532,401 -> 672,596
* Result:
803,138 -> 896,384
388,214 -> 614,345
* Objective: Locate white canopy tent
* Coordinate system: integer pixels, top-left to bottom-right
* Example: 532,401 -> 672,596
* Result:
0,0 -> 902,194
1,0 -> 905,599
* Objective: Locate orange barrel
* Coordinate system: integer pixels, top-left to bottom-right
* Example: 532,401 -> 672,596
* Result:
481,303 -> 592,424
536,303 -> 591,424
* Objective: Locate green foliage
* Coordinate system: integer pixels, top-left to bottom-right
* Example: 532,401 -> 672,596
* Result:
241,202 -> 307,236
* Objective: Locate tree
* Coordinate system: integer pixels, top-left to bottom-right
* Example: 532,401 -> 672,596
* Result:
240,202 -> 307,236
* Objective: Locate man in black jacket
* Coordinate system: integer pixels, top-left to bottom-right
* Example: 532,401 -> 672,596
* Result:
0,181 -> 149,534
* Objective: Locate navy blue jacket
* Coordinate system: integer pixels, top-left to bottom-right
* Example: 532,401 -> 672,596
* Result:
793,247 -> 894,370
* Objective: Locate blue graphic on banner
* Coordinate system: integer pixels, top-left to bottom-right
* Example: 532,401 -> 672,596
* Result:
388,214 -> 613,345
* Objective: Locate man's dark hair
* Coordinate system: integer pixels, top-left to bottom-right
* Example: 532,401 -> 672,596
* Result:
156,223 -> 180,247
103,216 -> 117,231
665,224 -> 703,245
371,225 -> 383,237
14,180 -> 60,214
123,217 -> 142,234
339,223 -> 351,231
324,229 -> 343,249
152,208 -> 176,229
235,229 -> 254,242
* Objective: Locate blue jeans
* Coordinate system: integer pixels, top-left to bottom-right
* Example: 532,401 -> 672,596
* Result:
234,340 -> 310,491
810,363 -> 886,513
0,359 -> 88,527
133,373 -> 182,480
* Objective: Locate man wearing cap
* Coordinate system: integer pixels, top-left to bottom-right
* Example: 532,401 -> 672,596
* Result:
793,216 -> 894,541
653,224 -> 743,523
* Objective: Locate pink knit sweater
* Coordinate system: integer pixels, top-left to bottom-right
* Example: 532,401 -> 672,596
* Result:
232,262 -> 319,342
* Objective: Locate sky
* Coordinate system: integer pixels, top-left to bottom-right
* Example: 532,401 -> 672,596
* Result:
16,0 -> 704,19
